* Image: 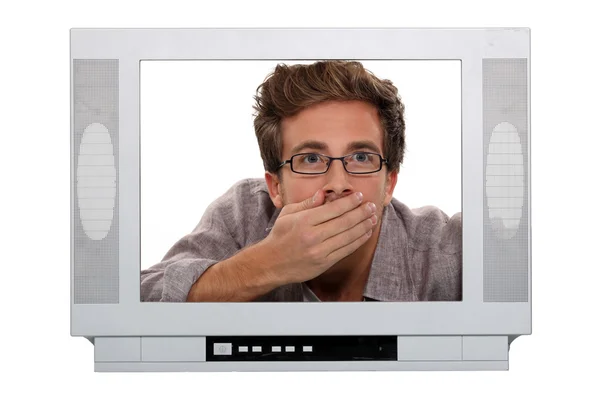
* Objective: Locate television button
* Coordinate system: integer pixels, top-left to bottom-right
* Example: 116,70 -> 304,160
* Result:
285,346 -> 295,352
303,346 -> 313,352
213,343 -> 232,355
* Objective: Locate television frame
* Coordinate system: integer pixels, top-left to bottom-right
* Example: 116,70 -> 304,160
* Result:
70,27 -> 531,371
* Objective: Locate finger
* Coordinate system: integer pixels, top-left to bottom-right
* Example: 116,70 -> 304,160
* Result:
324,222 -> 374,263
315,201 -> 376,242
305,191 -> 364,226
317,216 -> 376,259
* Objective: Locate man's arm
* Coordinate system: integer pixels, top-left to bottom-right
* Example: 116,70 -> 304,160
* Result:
186,239 -> 285,302
140,179 -> 270,302
142,179 -> 375,302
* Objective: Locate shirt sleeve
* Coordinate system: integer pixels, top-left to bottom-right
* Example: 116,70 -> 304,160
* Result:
423,211 -> 463,301
140,179 -> 256,302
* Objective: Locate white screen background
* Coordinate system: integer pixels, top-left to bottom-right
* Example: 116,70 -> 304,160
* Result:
140,60 -> 461,270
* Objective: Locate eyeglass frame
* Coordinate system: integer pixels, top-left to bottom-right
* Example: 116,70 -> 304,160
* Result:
276,151 -> 389,175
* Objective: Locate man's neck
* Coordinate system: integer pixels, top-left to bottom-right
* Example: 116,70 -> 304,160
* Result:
307,224 -> 381,301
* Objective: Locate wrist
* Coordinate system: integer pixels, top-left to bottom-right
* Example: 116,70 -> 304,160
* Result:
251,238 -> 292,288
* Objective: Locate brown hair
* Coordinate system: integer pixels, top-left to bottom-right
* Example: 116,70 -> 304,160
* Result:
252,60 -> 406,179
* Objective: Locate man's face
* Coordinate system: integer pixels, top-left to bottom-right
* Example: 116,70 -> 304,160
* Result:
265,100 -> 398,221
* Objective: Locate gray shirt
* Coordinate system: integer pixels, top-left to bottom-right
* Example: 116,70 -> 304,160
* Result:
141,178 -> 462,302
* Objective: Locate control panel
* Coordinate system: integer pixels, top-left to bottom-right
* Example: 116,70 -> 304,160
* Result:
206,336 -> 397,362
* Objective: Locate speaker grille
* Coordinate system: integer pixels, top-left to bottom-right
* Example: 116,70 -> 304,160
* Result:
72,59 -> 119,304
483,59 -> 529,302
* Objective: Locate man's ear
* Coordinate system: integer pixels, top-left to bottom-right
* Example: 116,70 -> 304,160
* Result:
383,169 -> 398,207
265,171 -> 284,209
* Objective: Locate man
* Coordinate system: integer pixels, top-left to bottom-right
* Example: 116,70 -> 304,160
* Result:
141,60 -> 461,302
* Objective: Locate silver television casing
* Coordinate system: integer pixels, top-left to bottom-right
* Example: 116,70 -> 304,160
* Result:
70,28 -> 531,372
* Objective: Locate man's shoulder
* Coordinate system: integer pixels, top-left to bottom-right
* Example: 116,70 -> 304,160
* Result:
246,177 -> 270,195
198,177 -> 275,239
203,177 -> 273,221
212,177 -> 269,205
389,198 -> 461,253
226,177 -> 269,196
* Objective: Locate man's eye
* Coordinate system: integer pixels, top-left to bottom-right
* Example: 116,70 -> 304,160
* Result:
304,154 -> 321,163
352,152 -> 369,162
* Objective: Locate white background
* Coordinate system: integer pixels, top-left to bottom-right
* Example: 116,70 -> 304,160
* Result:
140,60 -> 461,269
2,1 -> 599,399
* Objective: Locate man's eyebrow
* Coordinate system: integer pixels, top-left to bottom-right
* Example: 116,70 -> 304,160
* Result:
290,140 -> 381,155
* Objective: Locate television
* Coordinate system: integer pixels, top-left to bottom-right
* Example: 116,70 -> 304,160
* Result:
70,27 -> 531,371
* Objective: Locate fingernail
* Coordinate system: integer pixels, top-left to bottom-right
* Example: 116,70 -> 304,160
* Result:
355,192 -> 363,201
312,190 -> 319,203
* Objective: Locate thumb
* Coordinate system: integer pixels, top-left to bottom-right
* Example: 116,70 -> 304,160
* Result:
280,189 -> 324,217
298,189 -> 325,211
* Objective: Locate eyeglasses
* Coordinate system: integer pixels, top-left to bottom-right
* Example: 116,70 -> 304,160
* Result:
276,152 -> 388,175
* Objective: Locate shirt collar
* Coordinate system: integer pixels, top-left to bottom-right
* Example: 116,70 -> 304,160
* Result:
363,202 -> 417,301
265,207 -> 281,234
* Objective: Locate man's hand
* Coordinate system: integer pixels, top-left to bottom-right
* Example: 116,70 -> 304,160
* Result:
261,189 -> 378,284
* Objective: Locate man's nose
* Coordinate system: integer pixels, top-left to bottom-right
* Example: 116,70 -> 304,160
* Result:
323,158 -> 353,199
